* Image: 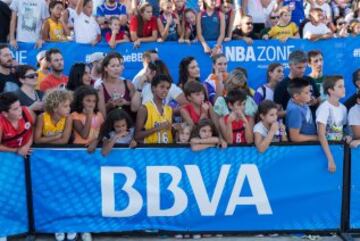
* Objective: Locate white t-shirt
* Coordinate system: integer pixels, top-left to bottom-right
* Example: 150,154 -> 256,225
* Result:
132,68 -> 146,90
253,121 -> 281,142
141,83 -> 183,105
316,100 -> 347,141
255,84 -> 274,102
303,22 -> 331,39
305,3 -> 331,20
348,104 -> 360,126
74,12 -> 101,43
10,0 -> 48,42
247,0 -> 276,24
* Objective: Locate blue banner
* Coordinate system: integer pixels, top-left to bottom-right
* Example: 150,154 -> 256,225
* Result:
350,148 -> 360,229
0,153 -> 28,236
13,37 -> 360,99
30,145 -> 343,232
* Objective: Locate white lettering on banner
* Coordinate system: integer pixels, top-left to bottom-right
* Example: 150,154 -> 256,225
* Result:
225,45 -> 295,62
101,167 -> 143,217
123,53 -> 143,63
11,51 -> 27,64
101,164 -> 272,217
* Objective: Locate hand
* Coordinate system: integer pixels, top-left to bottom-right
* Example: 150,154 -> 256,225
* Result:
116,131 -> 129,139
211,45 -> 222,56
227,111 -> 237,123
262,34 -> 269,40
157,38 -> 164,42
350,140 -> 360,148
158,121 -> 172,131
344,135 -> 352,144
184,39 -> 191,44
134,39 -> 141,48
30,101 -> 44,111
117,98 -> 130,107
17,145 -> 31,157
224,37 -> 231,42
10,39 -> 18,49
218,138 -> 228,149
243,37 -> 253,45
280,37 -> 288,43
87,140 -> 98,153
129,139 -> 137,148
328,159 -> 336,173
165,14 -> 173,24
202,44 -> 211,54
269,121 -> 280,134
35,39 -> 44,49
83,107 -> 94,115
112,28 -> 119,35
90,39 -> 98,46
201,102 -> 210,113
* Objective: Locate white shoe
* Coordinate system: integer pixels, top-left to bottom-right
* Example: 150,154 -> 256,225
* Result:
81,233 -> 92,241
0,237 -> 7,241
55,233 -> 65,241
67,233 -> 77,241
192,234 -> 201,239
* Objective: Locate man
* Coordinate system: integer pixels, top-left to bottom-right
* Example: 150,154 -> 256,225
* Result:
39,48 -> 68,92
0,0 -> 11,43
308,50 -> 326,101
303,8 -> 333,41
0,44 -> 20,93
274,50 -> 320,113
132,49 -> 159,91
9,0 -> 48,49
232,15 -> 259,44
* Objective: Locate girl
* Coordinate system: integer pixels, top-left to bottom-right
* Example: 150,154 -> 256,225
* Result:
42,1 -> 70,42
130,3 -> 158,48
106,16 -> 130,49
175,123 -> 192,143
157,0 -> 181,41
253,63 -> 284,105
100,108 -> 137,156
74,0 -> 101,44
71,86 -> 104,145
180,8 -> 198,43
66,63 -> 92,91
220,0 -> 235,41
254,100 -> 287,153
190,118 -> 226,151
178,56 -> 201,89
34,89 -> 73,145
197,0 -> 225,54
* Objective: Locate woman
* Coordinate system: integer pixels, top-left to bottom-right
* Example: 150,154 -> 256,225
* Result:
98,52 -> 140,121
130,3 -> 158,47
178,56 -> 201,89
66,63 -> 92,91
14,65 -> 44,113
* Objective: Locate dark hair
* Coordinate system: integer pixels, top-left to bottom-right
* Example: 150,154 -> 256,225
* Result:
136,3 -> 153,38
225,89 -> 247,105
153,60 -> 173,82
287,78 -> 310,97
307,50 -> 322,63
266,63 -> 282,82
15,65 -> 36,81
49,0 -> 64,15
151,74 -> 172,87
66,63 -> 87,91
71,86 -> 99,114
45,48 -> 62,62
323,75 -> 343,96
109,16 -> 120,25
256,100 -> 278,122
101,52 -> 123,79
178,56 -> 199,88
191,119 -> 218,139
0,92 -> 19,112
288,50 -> 307,65
99,108 -> 133,140
183,81 -> 206,97
352,68 -> 360,87
143,49 -> 158,60
84,0 -> 92,7
0,44 -> 9,53
334,16 -> 345,26
211,53 -> 227,73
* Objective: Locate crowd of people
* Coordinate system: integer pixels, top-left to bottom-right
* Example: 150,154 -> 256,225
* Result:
1,0 -> 360,241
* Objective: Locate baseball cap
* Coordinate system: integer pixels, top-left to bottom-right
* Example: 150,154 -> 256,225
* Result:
36,50 -> 47,63
86,52 -> 106,64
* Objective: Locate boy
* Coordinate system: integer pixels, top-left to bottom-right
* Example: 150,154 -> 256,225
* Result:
286,78 -> 318,142
316,76 -> 348,172
105,16 -> 130,48
135,74 -> 173,144
265,7 -> 299,42
0,92 -> 35,157
41,1 -> 69,42
219,89 -> 253,144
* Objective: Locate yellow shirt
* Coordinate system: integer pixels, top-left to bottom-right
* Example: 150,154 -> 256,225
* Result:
42,112 -> 66,137
36,70 -> 48,90
268,23 -> 298,41
144,101 -> 173,144
71,112 -> 104,144
47,18 -> 67,41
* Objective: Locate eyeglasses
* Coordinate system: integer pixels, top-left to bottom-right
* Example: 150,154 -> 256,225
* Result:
24,73 -> 38,79
270,16 -> 279,20
337,22 -> 346,25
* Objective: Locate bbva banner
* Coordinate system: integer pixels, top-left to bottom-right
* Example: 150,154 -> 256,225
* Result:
0,153 -> 28,236
13,37 -> 360,98
30,145 -> 343,232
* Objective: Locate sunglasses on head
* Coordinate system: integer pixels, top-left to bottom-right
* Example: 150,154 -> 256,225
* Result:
24,73 -> 38,79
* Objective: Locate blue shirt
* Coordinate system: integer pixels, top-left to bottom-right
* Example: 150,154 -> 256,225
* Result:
286,99 -> 317,136
201,11 -> 220,41
282,0 -> 305,26
96,2 -> 126,17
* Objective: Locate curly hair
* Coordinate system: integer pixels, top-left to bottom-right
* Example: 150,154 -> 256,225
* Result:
71,86 -> 99,114
44,89 -> 73,113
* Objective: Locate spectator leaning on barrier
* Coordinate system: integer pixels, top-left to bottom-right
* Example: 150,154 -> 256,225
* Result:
349,19 -> 360,36
232,15 -> 259,44
9,0 -> 48,49
39,48 -> 68,93
96,0 -> 127,36
105,16 -> 130,48
157,0 -> 182,41
220,0 -> 235,41
41,1 -> 70,42
180,8 -> 198,43
303,8 -> 333,41
334,15 -> 350,37
74,0 -> 101,44
260,10 -> 280,39
348,90 -> 360,148
62,0 -> 78,40
0,44 -> 20,93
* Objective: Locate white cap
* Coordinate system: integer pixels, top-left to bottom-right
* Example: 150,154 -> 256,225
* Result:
36,50 -> 47,63
85,52 -> 106,64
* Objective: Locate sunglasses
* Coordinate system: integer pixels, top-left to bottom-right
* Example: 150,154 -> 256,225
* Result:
270,16 -> 279,20
337,21 -> 346,25
24,73 -> 38,79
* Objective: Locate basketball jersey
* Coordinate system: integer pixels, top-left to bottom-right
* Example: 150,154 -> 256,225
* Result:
47,18 -> 67,41
144,101 -> 173,144
224,114 -> 247,144
42,112 -> 66,137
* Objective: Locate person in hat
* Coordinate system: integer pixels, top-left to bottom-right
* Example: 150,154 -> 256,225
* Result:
36,50 -> 50,89
86,52 -> 106,89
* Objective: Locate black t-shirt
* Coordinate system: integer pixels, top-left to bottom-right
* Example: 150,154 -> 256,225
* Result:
13,88 -> 44,107
0,72 -> 20,93
274,76 -> 320,113
0,2 -> 11,43
232,28 -> 259,40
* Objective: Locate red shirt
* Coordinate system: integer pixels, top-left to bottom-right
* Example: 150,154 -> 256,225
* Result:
183,102 -> 210,124
224,114 -> 248,144
129,15 -> 157,37
105,31 -> 126,42
0,107 -> 33,148
39,73 -> 68,92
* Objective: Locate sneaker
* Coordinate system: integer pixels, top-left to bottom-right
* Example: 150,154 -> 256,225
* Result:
55,233 -> 65,241
215,234 -> 223,238
302,234 -> 320,240
81,233 -> 92,241
67,233 -> 77,241
192,234 -> 201,239
0,237 -> 7,241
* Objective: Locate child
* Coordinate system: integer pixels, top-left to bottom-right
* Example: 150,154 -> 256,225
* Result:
100,109 -> 137,156
286,78 -> 318,142
254,100 -> 287,153
190,118 -> 226,151
316,76 -> 348,172
157,0 -> 181,41
219,89 -> 254,144
34,89 -> 73,145
42,1 -> 70,42
135,74 -> 174,144
180,81 -> 218,127
220,0 -> 235,41
348,90 -> 360,148
197,0 -> 225,54
264,7 -> 299,42
71,86 -> 104,145
175,122 -> 192,144
181,8 -> 198,43
0,92 -> 35,157
106,16 -> 130,48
